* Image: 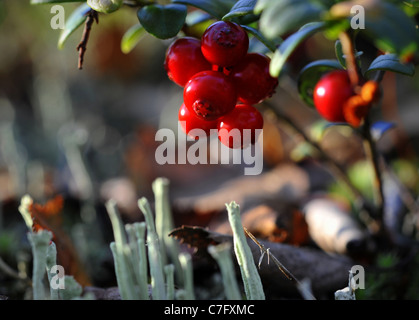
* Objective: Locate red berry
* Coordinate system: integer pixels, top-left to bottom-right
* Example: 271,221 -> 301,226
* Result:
218,104 -> 264,149
178,103 -> 217,140
313,70 -> 354,123
231,53 -> 278,105
184,70 -> 237,121
164,37 -> 212,87
201,21 -> 249,68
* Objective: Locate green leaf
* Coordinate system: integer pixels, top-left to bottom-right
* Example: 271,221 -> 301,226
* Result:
87,0 -> 122,14
323,18 -> 350,40
121,24 -> 146,54
184,11 -> 214,38
270,22 -> 326,78
173,0 -> 236,20
137,4 -> 187,39
335,40 -> 346,68
58,3 -> 91,49
31,0 -> 85,3
365,53 -> 415,78
335,39 -> 363,69
297,59 -> 343,108
185,10 -> 212,26
258,0 -> 325,39
222,0 -> 257,20
241,25 -> 280,53
363,2 -> 419,58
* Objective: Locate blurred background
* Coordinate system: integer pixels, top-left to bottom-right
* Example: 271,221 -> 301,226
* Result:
0,1 -> 419,299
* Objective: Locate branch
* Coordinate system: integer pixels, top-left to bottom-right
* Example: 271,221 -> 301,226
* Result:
243,227 -> 316,300
76,10 -> 99,70
339,31 -> 361,90
338,31 -> 388,234
262,101 -> 373,216
361,115 -> 385,225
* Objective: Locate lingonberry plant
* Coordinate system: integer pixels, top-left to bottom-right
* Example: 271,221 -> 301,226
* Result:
201,20 -> 249,67
218,104 -> 264,149
163,20 -> 274,148
183,70 -> 237,121
231,53 -> 278,105
27,0 -> 419,300
313,70 -> 353,123
164,37 -> 212,87
178,103 -> 218,140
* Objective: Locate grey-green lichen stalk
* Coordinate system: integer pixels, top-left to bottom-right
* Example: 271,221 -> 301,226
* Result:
226,201 -> 265,300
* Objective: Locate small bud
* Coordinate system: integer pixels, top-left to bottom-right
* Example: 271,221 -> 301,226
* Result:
87,0 -> 122,14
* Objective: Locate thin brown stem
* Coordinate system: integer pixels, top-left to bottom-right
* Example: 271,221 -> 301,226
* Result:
262,101 -> 373,215
362,114 -> 385,224
243,227 -> 316,300
76,10 -> 99,70
339,30 -> 387,233
339,31 -> 362,90
244,227 -> 294,281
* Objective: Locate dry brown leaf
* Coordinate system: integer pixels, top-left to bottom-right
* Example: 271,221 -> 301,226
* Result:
28,195 -> 91,287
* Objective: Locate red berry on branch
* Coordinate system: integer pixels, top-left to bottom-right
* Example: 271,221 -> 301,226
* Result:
231,53 -> 278,105
164,37 -> 212,87
178,103 -> 217,140
183,70 -> 237,121
218,104 -> 264,149
201,21 -> 249,68
313,70 -> 353,123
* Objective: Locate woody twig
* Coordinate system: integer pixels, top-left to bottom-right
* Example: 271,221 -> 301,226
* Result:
76,10 -> 99,70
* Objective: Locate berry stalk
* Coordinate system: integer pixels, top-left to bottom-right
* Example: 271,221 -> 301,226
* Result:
340,30 -> 387,235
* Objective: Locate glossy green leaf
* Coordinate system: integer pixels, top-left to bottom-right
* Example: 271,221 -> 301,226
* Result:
241,25 -> 280,53
31,0 -> 85,3
258,0 -> 325,39
334,39 -> 363,69
270,22 -> 326,78
58,3 -> 91,49
87,0 -> 122,14
121,24 -> 146,54
365,54 -> 415,78
222,0 -> 257,20
173,0 -> 236,20
137,4 -> 187,39
297,59 -> 343,108
335,40 -> 346,68
363,2 -> 419,58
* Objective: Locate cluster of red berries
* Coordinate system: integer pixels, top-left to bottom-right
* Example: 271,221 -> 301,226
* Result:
313,70 -> 380,127
164,21 -> 278,149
